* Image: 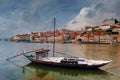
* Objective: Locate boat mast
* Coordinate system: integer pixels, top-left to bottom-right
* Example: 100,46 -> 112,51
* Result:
53,18 -> 56,57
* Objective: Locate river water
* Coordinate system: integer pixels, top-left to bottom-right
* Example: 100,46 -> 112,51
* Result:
0,41 -> 120,80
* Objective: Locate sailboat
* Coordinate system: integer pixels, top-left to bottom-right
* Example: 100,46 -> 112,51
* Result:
23,18 -> 112,69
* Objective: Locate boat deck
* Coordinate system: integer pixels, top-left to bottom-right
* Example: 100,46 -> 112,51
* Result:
33,57 -> 64,63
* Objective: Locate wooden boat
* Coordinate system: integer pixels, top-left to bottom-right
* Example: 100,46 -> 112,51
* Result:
79,41 -> 110,44
24,48 -> 111,69
24,18 -> 112,69
63,40 -> 73,43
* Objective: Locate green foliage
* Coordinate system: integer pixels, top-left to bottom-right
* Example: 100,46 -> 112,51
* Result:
112,32 -> 119,35
105,29 -> 112,34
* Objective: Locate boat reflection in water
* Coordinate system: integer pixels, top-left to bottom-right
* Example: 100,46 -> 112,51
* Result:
24,63 -> 112,80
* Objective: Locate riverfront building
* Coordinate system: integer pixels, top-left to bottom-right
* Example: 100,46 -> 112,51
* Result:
11,18 -> 120,44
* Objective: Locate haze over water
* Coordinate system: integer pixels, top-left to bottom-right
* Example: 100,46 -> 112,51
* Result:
0,41 -> 120,80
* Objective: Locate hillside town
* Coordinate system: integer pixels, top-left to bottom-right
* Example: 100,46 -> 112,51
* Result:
11,18 -> 120,44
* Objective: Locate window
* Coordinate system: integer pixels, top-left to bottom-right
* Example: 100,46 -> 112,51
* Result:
78,59 -> 85,61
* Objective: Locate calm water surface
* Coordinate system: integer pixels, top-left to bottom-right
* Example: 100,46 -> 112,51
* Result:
0,41 -> 120,80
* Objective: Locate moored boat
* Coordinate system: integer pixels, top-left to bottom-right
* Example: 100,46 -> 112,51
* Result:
24,48 -> 112,69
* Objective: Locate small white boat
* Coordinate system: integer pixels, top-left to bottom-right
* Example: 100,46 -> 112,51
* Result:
24,48 -> 112,69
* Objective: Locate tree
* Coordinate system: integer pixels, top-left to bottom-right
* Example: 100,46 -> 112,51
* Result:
105,29 -> 112,35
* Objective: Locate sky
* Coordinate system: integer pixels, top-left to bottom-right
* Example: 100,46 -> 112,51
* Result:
66,0 -> 120,30
0,0 -> 120,38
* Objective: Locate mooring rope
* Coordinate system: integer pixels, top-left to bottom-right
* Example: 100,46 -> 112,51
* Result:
49,49 -> 77,57
102,65 -> 120,70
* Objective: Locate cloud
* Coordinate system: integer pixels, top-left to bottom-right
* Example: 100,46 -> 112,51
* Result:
0,0 -> 92,37
23,0 -> 55,24
66,0 -> 120,30
80,7 -> 95,18
0,0 -> 55,37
